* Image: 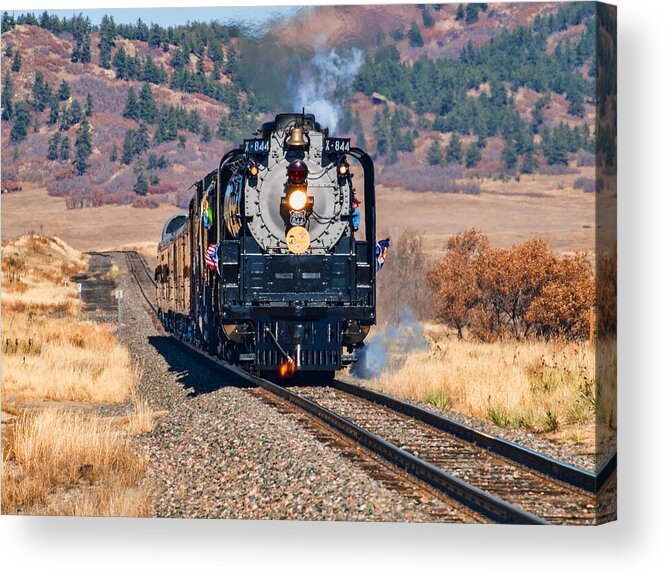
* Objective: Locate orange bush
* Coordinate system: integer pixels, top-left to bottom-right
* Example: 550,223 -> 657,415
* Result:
428,230 -> 594,340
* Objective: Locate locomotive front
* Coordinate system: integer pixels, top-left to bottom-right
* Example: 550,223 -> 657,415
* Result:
158,112 -> 376,377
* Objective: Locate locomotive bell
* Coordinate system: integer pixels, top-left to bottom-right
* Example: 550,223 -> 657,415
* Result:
286,126 -> 307,147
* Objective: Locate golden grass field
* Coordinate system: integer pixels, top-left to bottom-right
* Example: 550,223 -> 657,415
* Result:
350,322 -> 616,457
1,235 -> 156,516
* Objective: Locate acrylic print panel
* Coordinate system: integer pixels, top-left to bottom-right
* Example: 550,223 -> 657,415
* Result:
0,2 -> 616,524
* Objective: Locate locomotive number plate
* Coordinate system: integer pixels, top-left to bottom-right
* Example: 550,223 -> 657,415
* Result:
324,138 -> 351,154
244,139 -> 270,154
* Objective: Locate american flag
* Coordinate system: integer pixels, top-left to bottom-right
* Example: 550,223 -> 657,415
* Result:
205,243 -> 219,272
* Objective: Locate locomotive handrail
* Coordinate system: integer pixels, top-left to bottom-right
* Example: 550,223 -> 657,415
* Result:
348,148 -> 376,314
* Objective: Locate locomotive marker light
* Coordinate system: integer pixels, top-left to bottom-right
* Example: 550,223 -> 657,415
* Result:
247,162 -> 259,178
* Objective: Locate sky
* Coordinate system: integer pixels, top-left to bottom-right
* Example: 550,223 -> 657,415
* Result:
3,2 -> 305,29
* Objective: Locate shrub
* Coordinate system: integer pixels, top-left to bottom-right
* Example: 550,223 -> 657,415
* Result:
573,177 -> 598,193
428,230 -> 594,340
147,183 -> 177,195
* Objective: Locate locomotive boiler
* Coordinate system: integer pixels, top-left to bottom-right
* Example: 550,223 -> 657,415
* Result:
156,113 -> 376,377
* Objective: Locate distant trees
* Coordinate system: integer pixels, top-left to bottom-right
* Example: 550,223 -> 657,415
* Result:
1,72 -> 13,121
70,14 -> 91,63
445,133 -> 462,163
59,136 -> 70,160
138,83 -> 157,123
31,71 -> 53,112
98,15 -> 116,69
73,115 -> 93,174
11,50 -> 22,72
57,80 -> 71,101
427,140 -> 443,165
465,139 -> 482,167
85,93 -> 94,116
408,23 -> 424,48
47,132 -> 61,160
10,101 -> 31,142
123,86 -> 140,120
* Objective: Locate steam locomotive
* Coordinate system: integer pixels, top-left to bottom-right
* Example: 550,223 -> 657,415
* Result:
156,113 -> 376,377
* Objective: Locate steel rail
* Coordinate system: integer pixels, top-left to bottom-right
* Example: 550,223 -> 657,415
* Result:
328,379 -> 616,493
172,338 -> 548,525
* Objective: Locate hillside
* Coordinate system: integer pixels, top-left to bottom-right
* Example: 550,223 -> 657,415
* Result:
0,3 -> 614,247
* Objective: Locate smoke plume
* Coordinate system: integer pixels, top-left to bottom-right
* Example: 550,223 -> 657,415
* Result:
351,308 -> 429,380
292,44 -> 364,133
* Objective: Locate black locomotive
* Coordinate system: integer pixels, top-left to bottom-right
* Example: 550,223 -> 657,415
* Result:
156,113 -> 376,377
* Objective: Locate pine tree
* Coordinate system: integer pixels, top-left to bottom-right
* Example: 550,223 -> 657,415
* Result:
58,80 -> 71,101
521,147 -> 538,174
408,23 -> 424,48
465,4 -> 480,24
455,4 -> 465,20
112,46 -> 128,79
502,139 -> 518,172
123,87 -> 140,121
138,83 -> 157,123
110,143 -> 119,162
178,133 -> 187,148
133,167 -> 148,195
201,124 -> 212,143
1,71 -> 13,121
10,101 -> 31,142
11,50 -> 21,72
136,122 -> 150,151
98,15 -> 116,69
48,99 -> 60,126
427,139 -> 443,165
121,129 -> 136,164
446,133 -> 463,163
73,116 -> 93,175
85,92 -> 94,117
47,132 -> 61,160
421,7 -> 435,28
31,71 -> 53,112
59,136 -> 70,160
465,140 -> 482,167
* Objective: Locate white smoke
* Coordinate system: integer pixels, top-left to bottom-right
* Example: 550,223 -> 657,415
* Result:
351,308 -> 429,380
292,44 -> 364,133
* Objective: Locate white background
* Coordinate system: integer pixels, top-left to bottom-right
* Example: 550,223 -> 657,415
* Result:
1,1 -> 663,573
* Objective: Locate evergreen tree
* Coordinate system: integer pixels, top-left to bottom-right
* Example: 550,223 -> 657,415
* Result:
10,101 -> 31,142
2,12 -> 16,33
201,124 -> 212,143
98,15 -> 116,69
421,7 -> 435,28
521,147 -> 538,174
58,80 -> 71,101
465,140 -> 482,167
85,92 -> 94,117
455,4 -> 465,20
112,46 -> 128,79
502,139 -> 518,171
59,136 -> 70,160
1,72 -> 13,121
445,133 -> 463,163
31,71 -> 53,112
138,83 -> 157,123
47,100 -> 60,125
544,123 -> 569,165
465,4 -> 480,24
73,115 -> 93,175
71,15 -> 92,64
178,133 -> 187,148
121,130 -> 136,164
123,87 -> 140,120
47,132 -> 61,160
110,142 -> 119,163
408,23 -> 424,48
133,167 -> 148,195
11,50 -> 21,72
427,139 -> 443,165
136,122 -> 150,151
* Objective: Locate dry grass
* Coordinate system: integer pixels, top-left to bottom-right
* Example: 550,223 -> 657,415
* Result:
2,408 -> 149,516
1,235 -> 155,516
353,323 -> 615,444
2,310 -> 137,404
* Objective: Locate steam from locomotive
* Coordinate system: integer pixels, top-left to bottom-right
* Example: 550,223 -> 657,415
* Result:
156,113 -> 376,377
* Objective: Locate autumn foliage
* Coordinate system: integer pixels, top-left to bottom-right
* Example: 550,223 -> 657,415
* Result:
427,229 -> 594,340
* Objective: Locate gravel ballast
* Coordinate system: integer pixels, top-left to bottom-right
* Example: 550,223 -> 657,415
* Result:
115,255 -> 478,521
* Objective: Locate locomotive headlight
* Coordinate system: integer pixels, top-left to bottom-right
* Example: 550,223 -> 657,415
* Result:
287,188 -> 308,211
247,163 -> 259,177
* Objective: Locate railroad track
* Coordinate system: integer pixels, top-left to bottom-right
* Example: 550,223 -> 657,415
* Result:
119,250 -> 615,525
